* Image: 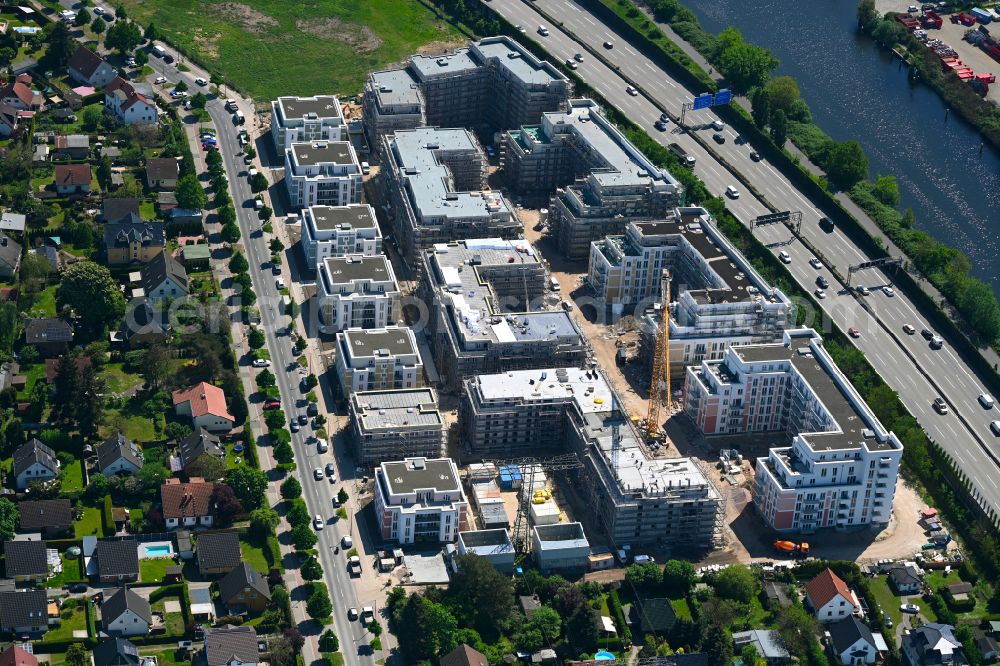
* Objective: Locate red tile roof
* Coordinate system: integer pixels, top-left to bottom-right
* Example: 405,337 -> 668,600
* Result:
0,646 -> 38,666
1,81 -> 32,107
105,76 -> 152,111
172,382 -> 234,422
54,163 -> 92,186
160,477 -> 216,519
805,568 -> 856,611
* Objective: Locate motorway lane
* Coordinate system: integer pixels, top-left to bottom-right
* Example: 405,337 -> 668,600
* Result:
145,55 -> 374,666
490,0 -> 1000,516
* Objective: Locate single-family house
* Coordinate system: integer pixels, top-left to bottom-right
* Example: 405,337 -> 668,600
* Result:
218,562 -> 271,614
54,134 -> 90,159
97,434 -> 145,476
887,564 -> 923,595
0,590 -> 48,634
806,568 -> 859,623
161,478 -> 216,529
3,540 -> 49,582
974,629 -> 998,664
0,234 -> 21,279
53,163 -> 91,195
761,581 -> 793,610
196,532 -> 241,576
0,212 -> 26,234
104,214 -> 166,265
177,427 -> 225,478
139,252 -> 188,302
119,298 -> 170,349
828,616 -> 879,666
0,645 -> 38,666
104,77 -> 157,125
102,587 -> 152,637
94,539 -> 140,584
0,104 -> 20,138
103,198 -> 141,223
23,318 -> 73,357
145,158 -> 179,191
440,645 -> 489,666
12,439 -> 60,489
0,79 -> 33,112
733,629 -> 790,665
17,499 -> 73,537
92,638 -> 141,666
946,581 -> 974,604
901,623 -> 967,666
67,45 -> 118,89
44,356 -> 91,385
631,598 -> 676,635
204,625 -> 259,666
172,382 -> 235,432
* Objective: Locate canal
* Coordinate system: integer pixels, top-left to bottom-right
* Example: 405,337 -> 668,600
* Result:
681,0 -> 1000,290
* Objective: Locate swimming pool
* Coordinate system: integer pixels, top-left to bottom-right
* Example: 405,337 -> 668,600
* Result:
140,542 -> 174,558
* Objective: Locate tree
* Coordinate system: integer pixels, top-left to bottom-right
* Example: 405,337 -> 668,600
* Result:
187,454 -> 225,482
307,583 -> 333,620
218,205 -> 236,226
134,49 -> 148,66
749,86 -> 770,129
776,605 -> 819,658
301,556 -> 323,581
0,498 -> 19,542
769,108 -> 788,147
250,173 -> 268,193
221,223 -> 241,244
249,507 -> 279,537
229,251 -> 249,274
96,155 -> 113,191
712,564 -> 756,603
292,524 -> 317,550
662,559 -> 697,597
142,343 -> 170,390
247,328 -> 265,350
92,17 -> 107,35
394,594 -> 457,661
225,466 -> 268,510
52,354 -> 81,423
74,7 -> 91,26
959,280 -> 1000,340
337,488 -> 349,504
144,22 -> 158,40
280,477 -> 301,499
258,205 -> 272,222
175,174 -> 208,210
269,238 -> 285,254
268,636 -> 295,666
137,461 -> 167,495
764,76 -> 800,115
528,606 -> 561,643
46,22 -> 75,68
104,19 -> 142,54
75,363 -> 106,438
210,484 -> 242,524
174,79 -> 189,93
448,554 -> 514,635
58,261 -> 126,332
873,174 -> 900,207
826,140 -> 869,190
263,410 -> 285,431
115,4 -> 127,19
702,624 -> 733,665
256,368 -> 276,389
65,644 -> 90,666
857,0 -> 878,27
714,27 -> 778,93
191,92 -> 207,110
740,644 -> 766,666
319,630 -> 339,652
625,562 -> 662,591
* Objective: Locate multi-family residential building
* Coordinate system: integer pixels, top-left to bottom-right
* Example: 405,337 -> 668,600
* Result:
104,77 -> 157,125
461,367 -> 722,547
587,208 -> 790,376
103,214 -> 166,265
283,141 -> 362,210
683,328 -> 904,533
363,36 -> 569,149
68,45 -> 118,88
316,254 -> 400,333
420,238 -> 585,387
349,388 -> 445,466
373,457 -> 469,544
299,204 -> 382,267
334,326 -> 424,395
503,99 -> 682,259
270,95 -> 344,152
381,127 -> 519,266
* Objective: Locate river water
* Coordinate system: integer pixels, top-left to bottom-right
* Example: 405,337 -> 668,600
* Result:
681,0 -> 1000,290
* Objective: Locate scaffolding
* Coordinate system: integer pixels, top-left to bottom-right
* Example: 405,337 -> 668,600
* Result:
643,270 -> 671,442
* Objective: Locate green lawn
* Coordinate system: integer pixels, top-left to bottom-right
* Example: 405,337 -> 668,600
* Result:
100,362 -> 144,394
45,602 -> 89,641
240,536 -> 271,573
870,576 -> 903,628
150,597 -> 186,635
60,459 -> 84,493
31,285 -> 58,317
140,558 -> 174,583
141,648 -> 191,666
46,552 -> 84,588
74,506 -> 104,539
16,362 -> 47,400
102,395 -> 163,442
140,200 -> 157,219
117,0 -> 462,100
671,597 -> 692,621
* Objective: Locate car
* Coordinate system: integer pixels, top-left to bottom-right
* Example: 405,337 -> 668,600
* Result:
361,607 -> 375,624
749,150 -> 761,161
933,397 -> 948,414
347,607 -> 359,621
252,358 -> 270,368
290,422 -> 299,433
169,90 -> 183,98
272,264 -> 282,275
900,603 -> 920,614
299,414 -> 308,425
561,300 -> 573,311
712,132 -> 725,144
659,112 -> 669,124
725,185 -> 740,199
195,77 -> 207,86
341,535 -> 353,549
992,421 -> 1000,436
317,438 -> 329,453
907,5 -> 918,12
979,393 -> 995,409
819,217 -> 835,232
809,257 -> 822,269
779,251 -> 791,264
711,119 -> 725,131
275,278 -> 285,289
67,583 -> 88,593
626,86 -> 638,96
903,324 -> 916,335
849,327 -> 861,338
574,53 -> 584,62
154,76 -> 167,84
654,120 -> 667,131
921,328 -> 934,340
565,59 -> 577,70
307,402 -> 318,417
313,468 -> 324,480
604,40 -> 614,49
93,6 -> 104,14
815,289 -> 826,299
882,286 -> 895,297
816,276 -> 829,289
201,137 -> 217,145
332,497 -> 341,508
515,24 -> 525,32
883,612 -> 893,627
200,133 -> 217,141
537,25 -> 549,36
325,462 -> 336,478
313,515 -> 325,530
263,400 -> 281,410
201,142 -> 217,151
126,58 -> 137,67
930,336 -> 943,349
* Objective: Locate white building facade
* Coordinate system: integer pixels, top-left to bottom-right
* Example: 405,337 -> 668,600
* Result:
300,204 -> 382,266
283,141 -> 362,210
270,95 -> 344,152
316,255 -> 400,333
334,326 -> 424,394
373,457 -> 468,544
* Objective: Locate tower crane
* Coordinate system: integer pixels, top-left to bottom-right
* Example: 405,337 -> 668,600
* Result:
643,269 -> 671,442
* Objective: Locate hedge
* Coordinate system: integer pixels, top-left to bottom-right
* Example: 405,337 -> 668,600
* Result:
101,495 -> 115,536
607,589 -> 632,643
265,535 -> 282,570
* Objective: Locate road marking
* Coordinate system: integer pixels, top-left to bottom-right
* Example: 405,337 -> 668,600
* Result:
583,15 -> 595,25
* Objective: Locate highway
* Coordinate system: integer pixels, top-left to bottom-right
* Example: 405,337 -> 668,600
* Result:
488,0 -> 1000,516
146,53 -> 375,666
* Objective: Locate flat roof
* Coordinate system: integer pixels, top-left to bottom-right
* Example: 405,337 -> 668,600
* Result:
459,529 -> 514,552
352,388 -> 442,431
381,457 -> 459,494
534,522 -> 589,549
409,49 -> 480,80
473,36 -> 565,86
390,127 -> 511,223
369,68 -> 422,108
276,95 -> 342,123
320,254 -> 395,286
475,367 -> 613,413
308,204 -> 376,231
343,326 -> 418,359
290,141 -> 355,167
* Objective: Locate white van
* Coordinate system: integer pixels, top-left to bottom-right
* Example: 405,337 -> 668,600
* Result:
361,161 -> 371,175
979,393 -> 995,409
549,277 -> 560,291
991,421 -> 1000,436
726,185 -> 740,199
152,44 -> 167,58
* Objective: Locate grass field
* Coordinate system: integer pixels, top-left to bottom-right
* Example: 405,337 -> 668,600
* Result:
140,558 -> 174,583
118,0 -> 463,100
75,506 -> 104,539
60,459 -> 84,493
240,536 -> 270,573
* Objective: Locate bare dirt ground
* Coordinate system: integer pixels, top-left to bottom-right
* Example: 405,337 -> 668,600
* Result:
208,3 -> 278,33
296,18 -> 383,53
416,39 -> 471,56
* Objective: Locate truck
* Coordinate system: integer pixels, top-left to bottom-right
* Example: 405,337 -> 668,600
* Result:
668,142 -> 696,167
773,540 -> 810,557
971,7 -> 992,23
347,555 -> 362,576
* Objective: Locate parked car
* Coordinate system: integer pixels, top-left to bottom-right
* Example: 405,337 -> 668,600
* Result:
195,77 -> 207,86
900,603 -> 920,614
263,400 -> 281,410
275,278 -> 285,289
341,535 -> 353,549
325,463 -> 336,478
290,422 -> 299,433
347,607 -> 359,621
154,76 -> 167,84
317,440 -> 328,453
252,358 -> 270,368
